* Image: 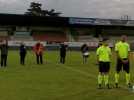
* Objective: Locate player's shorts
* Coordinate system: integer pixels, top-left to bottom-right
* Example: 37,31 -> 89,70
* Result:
83,52 -> 89,57
99,62 -> 110,73
116,58 -> 129,73
60,53 -> 66,57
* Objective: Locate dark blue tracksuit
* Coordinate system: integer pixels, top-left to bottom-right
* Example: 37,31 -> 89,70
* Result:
20,45 -> 27,65
1,44 -> 8,67
60,44 -> 67,64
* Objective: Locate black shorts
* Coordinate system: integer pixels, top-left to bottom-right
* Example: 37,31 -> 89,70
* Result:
116,58 -> 129,73
83,55 -> 89,58
99,62 -> 110,73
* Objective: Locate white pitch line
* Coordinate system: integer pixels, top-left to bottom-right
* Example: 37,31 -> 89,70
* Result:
47,60 -> 132,91
56,63 -> 132,91
59,64 -> 96,79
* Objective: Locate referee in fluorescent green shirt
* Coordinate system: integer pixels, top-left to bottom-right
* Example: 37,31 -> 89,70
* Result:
115,35 -> 131,88
96,39 -> 112,89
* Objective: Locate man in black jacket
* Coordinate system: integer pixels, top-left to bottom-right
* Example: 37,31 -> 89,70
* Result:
20,42 -> 27,65
60,43 -> 68,64
0,40 -> 8,67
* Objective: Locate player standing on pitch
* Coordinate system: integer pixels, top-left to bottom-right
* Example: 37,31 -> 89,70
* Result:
114,35 -> 131,88
59,43 -> 68,64
96,39 -> 112,89
33,41 -> 44,64
0,40 -> 8,67
81,43 -> 89,64
20,42 -> 27,65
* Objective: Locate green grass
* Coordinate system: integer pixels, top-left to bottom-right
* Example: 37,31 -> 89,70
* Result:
0,50 -> 134,100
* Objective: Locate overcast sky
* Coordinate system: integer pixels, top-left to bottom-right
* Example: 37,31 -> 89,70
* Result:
0,0 -> 134,19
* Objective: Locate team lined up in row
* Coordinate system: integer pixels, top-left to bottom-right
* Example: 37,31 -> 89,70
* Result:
0,41 -> 44,67
0,36 -> 129,89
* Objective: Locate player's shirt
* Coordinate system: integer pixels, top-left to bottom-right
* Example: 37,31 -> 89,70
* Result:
20,44 -> 27,55
115,41 -> 130,59
60,44 -> 67,56
0,44 -> 8,55
33,43 -> 44,55
96,45 -> 111,62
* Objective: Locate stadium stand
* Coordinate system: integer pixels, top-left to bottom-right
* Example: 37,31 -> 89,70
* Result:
69,28 -> 98,42
77,35 -> 98,42
1,14 -> 134,50
0,31 -> 10,40
32,31 -> 68,43
11,31 -> 33,41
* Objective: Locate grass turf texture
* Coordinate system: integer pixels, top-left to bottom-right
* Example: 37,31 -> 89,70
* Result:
0,50 -> 134,100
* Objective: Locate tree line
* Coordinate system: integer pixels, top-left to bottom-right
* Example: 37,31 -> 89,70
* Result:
25,2 -> 62,17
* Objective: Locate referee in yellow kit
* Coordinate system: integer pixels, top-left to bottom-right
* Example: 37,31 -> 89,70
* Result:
115,35 -> 131,88
96,39 -> 112,89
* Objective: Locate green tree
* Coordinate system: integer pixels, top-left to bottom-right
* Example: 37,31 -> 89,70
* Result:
25,2 -> 62,17
25,2 -> 43,16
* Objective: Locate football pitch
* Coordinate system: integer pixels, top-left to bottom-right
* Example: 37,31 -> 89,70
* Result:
0,50 -> 134,100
